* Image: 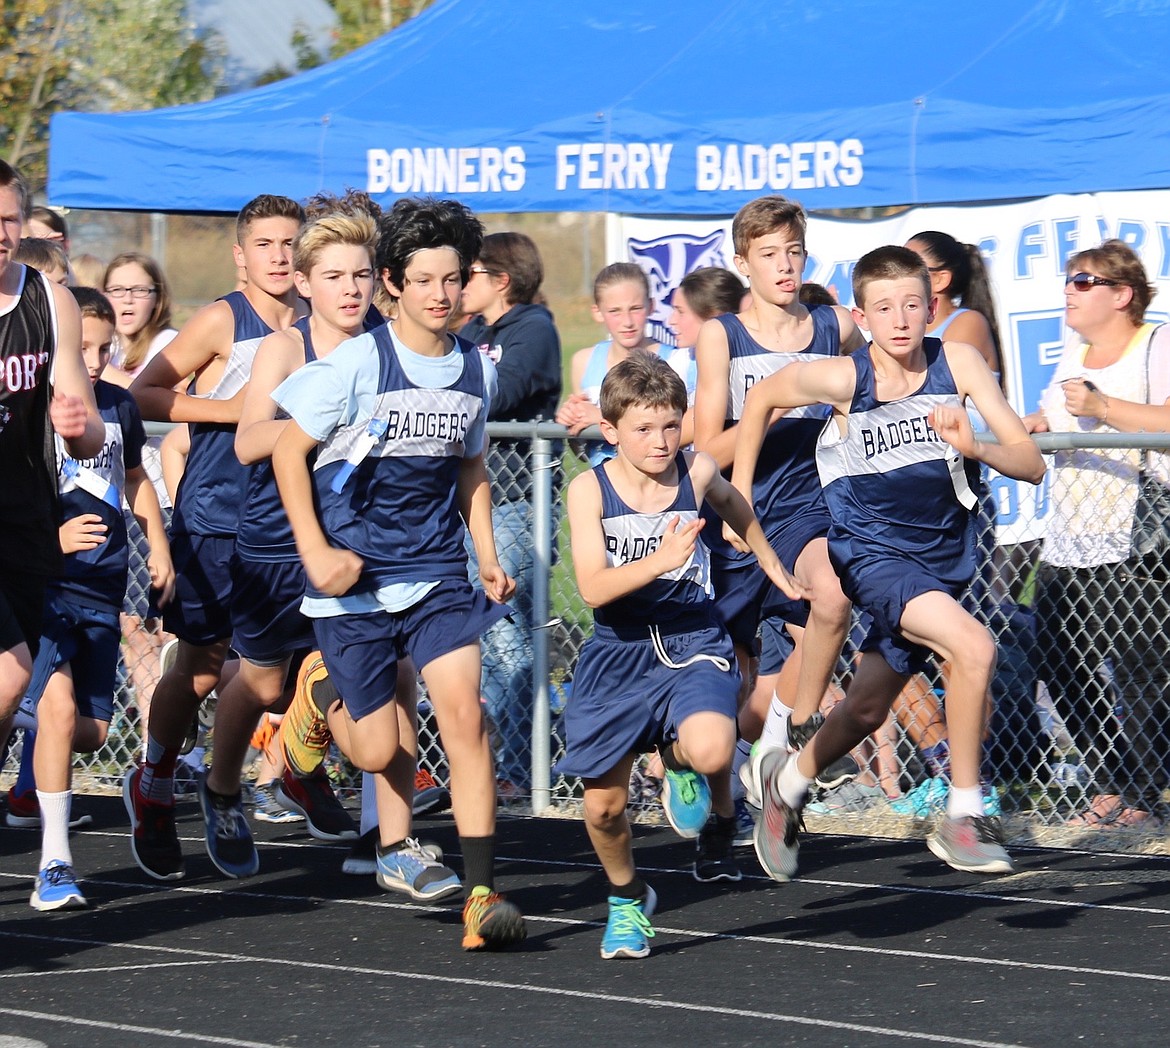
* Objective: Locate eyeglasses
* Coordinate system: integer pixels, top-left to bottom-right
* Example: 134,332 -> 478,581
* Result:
468,266 -> 492,276
1065,272 -> 1119,292
105,285 -> 157,299
926,264 -> 948,273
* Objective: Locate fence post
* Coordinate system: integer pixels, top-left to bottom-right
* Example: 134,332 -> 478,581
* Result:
529,432 -> 554,814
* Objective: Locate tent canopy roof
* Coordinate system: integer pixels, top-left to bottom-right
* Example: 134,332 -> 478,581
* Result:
48,0 -> 1170,214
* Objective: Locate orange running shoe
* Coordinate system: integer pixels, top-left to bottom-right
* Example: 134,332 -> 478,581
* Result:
412,767 -> 451,816
281,652 -> 334,776
461,886 -> 527,951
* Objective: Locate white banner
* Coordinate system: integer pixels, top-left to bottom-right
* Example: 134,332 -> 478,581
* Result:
609,191 -> 1170,544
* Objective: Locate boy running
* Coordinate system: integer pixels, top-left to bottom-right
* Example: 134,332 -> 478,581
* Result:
126,194 -> 305,881
560,354 -> 804,959
734,245 -> 1044,879
25,288 -> 173,909
270,196 -> 525,950
693,197 -> 863,797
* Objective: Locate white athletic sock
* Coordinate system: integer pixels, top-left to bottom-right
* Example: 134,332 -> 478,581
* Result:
731,738 -> 752,801
360,771 -> 378,836
38,790 -> 72,870
947,785 -> 984,819
777,757 -> 812,809
759,693 -> 795,751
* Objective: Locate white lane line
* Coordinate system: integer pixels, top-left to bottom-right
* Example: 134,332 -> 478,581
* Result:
0,941 -> 1027,1048
0,960 -> 244,980
2,892 -> 1168,986
0,1008 -> 280,1048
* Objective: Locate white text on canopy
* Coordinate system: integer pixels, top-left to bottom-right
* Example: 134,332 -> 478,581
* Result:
696,140 -> 864,192
367,147 -> 526,195
555,143 -> 673,191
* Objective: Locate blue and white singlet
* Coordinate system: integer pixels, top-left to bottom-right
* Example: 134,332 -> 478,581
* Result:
815,337 -> 980,588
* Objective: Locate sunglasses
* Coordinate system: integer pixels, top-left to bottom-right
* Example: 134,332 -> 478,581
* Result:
1065,272 -> 1120,292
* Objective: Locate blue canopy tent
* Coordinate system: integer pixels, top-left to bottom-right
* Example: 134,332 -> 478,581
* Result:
49,0 -> 1170,214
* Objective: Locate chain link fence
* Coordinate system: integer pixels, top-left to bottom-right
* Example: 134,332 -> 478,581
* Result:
8,426 -> 1168,851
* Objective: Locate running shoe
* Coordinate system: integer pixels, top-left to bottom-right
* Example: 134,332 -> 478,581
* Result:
744,745 -> 803,882
343,829 -> 442,876
252,780 -> 304,825
600,885 -> 658,959
281,651 -> 334,776
788,713 -> 860,789
462,886 -> 527,951
732,796 -> 757,848
198,775 -> 259,879
927,814 -> 1013,874
30,861 -> 88,911
805,781 -> 888,816
276,767 -> 357,841
693,819 -> 742,883
5,786 -> 40,828
413,767 -> 451,816
890,776 -> 949,818
123,765 -> 184,881
660,767 -> 711,839
376,838 -> 461,902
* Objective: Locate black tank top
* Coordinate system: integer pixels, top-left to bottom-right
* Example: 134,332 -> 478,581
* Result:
0,266 -> 61,574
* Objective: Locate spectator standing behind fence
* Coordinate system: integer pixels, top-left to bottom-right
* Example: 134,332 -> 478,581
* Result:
101,253 -> 178,389
458,233 -> 562,797
1024,239 -> 1170,828
905,231 -> 1001,381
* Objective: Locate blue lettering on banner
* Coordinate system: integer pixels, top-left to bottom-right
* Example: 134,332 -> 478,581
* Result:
1053,219 -> 1079,271
1114,220 -> 1146,252
1015,222 -> 1047,278
1157,224 -> 1170,279
1009,311 -> 1065,416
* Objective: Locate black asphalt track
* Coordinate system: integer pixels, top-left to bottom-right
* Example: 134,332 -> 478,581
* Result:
0,796 -> 1166,1047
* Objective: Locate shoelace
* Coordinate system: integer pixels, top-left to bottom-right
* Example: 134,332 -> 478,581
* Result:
399,837 -> 443,870
42,863 -> 77,887
608,900 -> 654,941
669,770 -> 699,805
213,801 -> 247,840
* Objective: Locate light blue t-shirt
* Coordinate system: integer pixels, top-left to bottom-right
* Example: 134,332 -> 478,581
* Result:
273,323 -> 497,617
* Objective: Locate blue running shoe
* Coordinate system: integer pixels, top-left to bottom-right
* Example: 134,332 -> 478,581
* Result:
199,775 -> 259,879
376,838 -> 462,902
660,768 -> 711,839
890,776 -> 948,818
600,885 -> 658,959
732,797 -> 757,848
30,861 -> 88,911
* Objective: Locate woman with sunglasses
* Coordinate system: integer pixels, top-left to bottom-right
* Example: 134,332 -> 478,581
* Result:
1025,238 -> 1170,831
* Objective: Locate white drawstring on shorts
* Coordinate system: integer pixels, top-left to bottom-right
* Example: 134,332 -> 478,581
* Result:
649,624 -> 731,673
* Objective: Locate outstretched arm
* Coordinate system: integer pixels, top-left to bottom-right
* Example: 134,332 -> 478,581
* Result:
729,356 -> 855,500
694,453 -> 806,601
944,341 -> 1045,484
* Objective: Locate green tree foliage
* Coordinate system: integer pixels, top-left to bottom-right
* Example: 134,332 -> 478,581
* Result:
1,0 -> 222,188
0,0 -> 73,182
328,0 -> 434,59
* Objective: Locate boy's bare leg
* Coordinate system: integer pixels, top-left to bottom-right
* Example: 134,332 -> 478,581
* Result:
207,659 -> 289,796
583,755 -> 638,886
420,643 -> 495,839
789,539 -> 851,729
148,638 -> 230,753
898,592 -> 996,794
674,711 -> 736,818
